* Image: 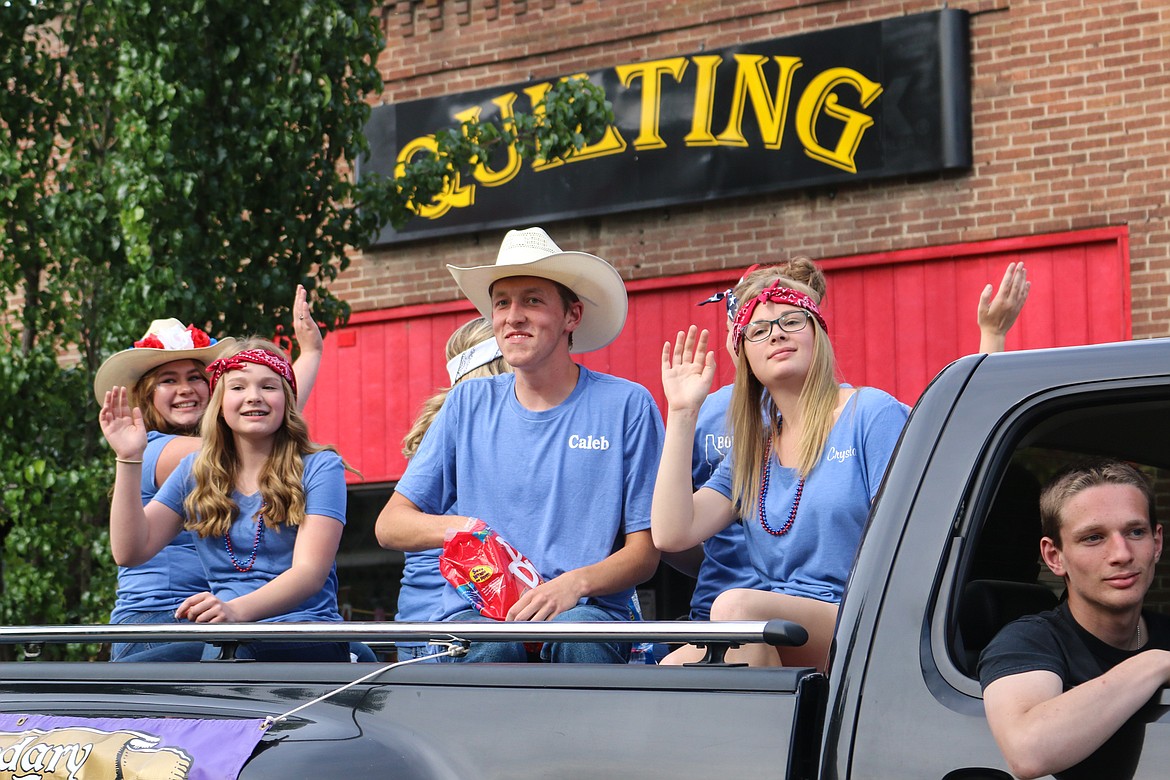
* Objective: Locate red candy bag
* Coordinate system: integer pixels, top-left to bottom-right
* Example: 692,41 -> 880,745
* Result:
439,518 -> 543,621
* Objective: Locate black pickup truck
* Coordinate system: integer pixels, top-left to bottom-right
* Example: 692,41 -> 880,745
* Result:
4,339 -> 1170,779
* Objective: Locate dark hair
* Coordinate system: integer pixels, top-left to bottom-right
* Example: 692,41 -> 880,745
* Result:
553,281 -> 580,350
1039,459 -> 1156,548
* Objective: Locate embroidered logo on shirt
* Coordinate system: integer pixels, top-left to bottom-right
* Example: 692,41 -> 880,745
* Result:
568,434 -> 610,451
826,446 -> 857,463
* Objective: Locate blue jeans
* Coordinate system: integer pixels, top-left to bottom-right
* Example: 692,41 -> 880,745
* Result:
349,642 -> 378,662
200,640 -> 350,662
109,610 -> 204,663
120,637 -> 362,663
434,605 -> 631,664
395,642 -> 431,660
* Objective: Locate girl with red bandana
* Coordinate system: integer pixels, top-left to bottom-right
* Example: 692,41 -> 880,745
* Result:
653,270 -> 911,670
100,338 -> 352,662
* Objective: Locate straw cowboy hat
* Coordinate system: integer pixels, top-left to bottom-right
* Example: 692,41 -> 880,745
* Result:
447,227 -> 628,354
93,319 -> 237,403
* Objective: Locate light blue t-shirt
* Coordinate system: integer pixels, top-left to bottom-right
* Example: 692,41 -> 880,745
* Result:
396,549 -> 444,622
692,384 -> 735,487
110,431 -> 211,623
153,449 -> 347,623
688,384 -> 761,621
395,367 -> 665,622
705,387 -> 908,603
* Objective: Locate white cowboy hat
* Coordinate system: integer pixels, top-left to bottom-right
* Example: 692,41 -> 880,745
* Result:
447,227 -> 628,354
93,319 -> 237,403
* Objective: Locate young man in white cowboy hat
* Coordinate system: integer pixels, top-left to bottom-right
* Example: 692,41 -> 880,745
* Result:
979,459 -> 1170,779
376,227 -> 664,663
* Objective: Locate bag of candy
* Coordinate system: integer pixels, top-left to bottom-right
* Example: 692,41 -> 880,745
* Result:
439,518 -> 543,621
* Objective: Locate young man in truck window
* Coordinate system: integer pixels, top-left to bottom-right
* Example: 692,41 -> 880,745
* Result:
979,459 -> 1170,779
375,227 -> 664,663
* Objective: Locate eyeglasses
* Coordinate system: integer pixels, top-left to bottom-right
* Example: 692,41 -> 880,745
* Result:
743,311 -> 813,343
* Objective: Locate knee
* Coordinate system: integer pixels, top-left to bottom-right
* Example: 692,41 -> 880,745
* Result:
544,641 -> 630,664
457,641 -> 528,663
709,588 -> 758,621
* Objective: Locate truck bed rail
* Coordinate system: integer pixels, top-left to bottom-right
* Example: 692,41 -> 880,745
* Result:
0,619 -> 807,649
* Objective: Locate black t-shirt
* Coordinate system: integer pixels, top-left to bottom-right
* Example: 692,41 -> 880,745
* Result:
978,602 -> 1170,780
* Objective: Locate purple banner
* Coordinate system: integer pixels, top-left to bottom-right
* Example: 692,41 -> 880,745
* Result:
0,714 -> 267,780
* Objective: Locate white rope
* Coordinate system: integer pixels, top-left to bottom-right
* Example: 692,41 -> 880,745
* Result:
261,638 -> 469,729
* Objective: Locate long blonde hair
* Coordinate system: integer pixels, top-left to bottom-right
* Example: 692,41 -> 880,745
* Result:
184,337 -> 337,538
727,261 -> 839,514
402,317 -> 511,458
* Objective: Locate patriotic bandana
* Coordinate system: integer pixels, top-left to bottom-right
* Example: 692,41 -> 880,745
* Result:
207,349 -> 297,398
730,280 -> 827,355
697,264 -> 763,319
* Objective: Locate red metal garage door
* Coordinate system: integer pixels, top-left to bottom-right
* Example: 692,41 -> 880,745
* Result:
304,226 -> 1129,484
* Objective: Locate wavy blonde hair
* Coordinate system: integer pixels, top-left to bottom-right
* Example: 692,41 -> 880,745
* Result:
402,317 -> 511,458
184,338 -> 338,538
727,259 -> 839,515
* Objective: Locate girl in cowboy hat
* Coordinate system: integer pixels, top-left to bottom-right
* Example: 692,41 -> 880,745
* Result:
94,287 -> 322,661
99,338 -> 352,662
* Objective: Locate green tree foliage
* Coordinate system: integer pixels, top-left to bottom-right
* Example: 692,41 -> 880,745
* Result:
0,0 -> 118,660
0,1 -> 613,659
383,76 -> 616,230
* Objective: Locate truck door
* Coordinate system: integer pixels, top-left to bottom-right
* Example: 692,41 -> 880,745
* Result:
831,340 -> 1170,779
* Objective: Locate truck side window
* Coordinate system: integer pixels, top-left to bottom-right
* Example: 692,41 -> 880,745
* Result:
968,463 -> 1042,584
958,434 -> 1170,679
957,462 -> 1052,673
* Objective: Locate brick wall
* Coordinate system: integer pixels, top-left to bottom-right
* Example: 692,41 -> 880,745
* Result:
339,0 -> 1170,338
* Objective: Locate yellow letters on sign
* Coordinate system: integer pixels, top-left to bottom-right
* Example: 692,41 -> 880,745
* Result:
391,54 -> 885,220
795,67 -> 882,174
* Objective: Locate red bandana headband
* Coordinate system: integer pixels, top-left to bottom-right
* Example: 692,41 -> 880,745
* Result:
697,263 -> 763,318
730,281 -> 827,355
206,349 -> 297,398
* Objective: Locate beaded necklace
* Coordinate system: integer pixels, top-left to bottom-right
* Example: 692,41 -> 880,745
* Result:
225,515 -> 266,573
758,435 -> 804,536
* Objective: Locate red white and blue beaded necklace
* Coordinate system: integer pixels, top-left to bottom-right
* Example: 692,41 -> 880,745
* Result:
225,515 -> 265,572
758,429 -> 804,537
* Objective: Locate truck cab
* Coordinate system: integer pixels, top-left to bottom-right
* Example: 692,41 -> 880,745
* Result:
833,338 -> 1170,779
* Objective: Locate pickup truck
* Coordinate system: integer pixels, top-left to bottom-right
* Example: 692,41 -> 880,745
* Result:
4,338 -> 1170,779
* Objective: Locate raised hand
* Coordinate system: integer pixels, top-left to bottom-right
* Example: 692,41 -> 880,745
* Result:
98,386 -> 147,460
661,325 -> 717,413
292,283 -> 323,356
978,262 -> 1030,353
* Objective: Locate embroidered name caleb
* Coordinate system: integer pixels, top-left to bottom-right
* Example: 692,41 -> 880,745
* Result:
568,434 -> 610,451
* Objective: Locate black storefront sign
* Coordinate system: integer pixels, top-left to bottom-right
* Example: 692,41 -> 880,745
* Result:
362,9 -> 971,246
